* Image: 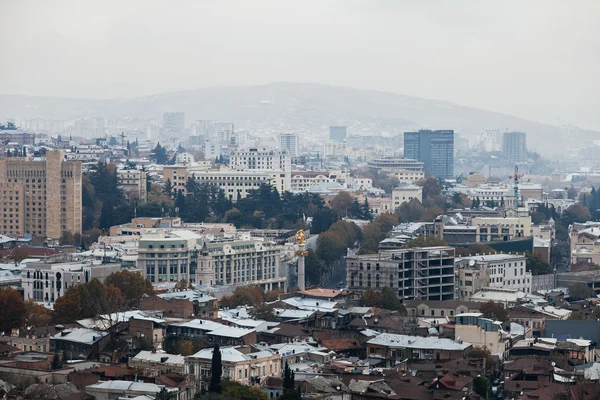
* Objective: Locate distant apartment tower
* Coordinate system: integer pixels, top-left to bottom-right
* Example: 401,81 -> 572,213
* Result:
162,112 -> 185,135
0,150 -> 82,239
502,132 -> 527,163
329,126 -> 347,142
279,133 -> 299,157
404,130 -> 454,179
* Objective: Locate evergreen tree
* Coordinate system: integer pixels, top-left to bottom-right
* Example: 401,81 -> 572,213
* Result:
361,197 -> 372,220
283,361 -> 295,391
209,344 -> 222,393
51,353 -> 63,370
152,143 -> 168,164
164,179 -> 173,198
156,387 -> 173,400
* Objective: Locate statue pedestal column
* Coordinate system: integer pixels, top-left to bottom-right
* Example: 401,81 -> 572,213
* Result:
297,245 -> 306,291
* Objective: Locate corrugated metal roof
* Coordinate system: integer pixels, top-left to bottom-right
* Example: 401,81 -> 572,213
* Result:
131,350 -> 185,366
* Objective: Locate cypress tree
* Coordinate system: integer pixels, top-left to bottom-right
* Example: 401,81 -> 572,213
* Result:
209,344 -> 222,393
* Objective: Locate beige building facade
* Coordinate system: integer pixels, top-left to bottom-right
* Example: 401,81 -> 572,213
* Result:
0,150 -> 81,239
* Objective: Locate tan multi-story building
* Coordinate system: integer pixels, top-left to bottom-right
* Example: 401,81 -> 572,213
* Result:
117,167 -> 147,203
0,150 -> 82,239
454,313 -> 510,360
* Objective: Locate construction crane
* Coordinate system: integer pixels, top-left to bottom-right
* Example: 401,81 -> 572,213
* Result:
508,166 -> 525,215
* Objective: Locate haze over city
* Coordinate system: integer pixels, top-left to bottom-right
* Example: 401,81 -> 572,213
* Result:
3,3 -> 600,400
1,0 -> 599,130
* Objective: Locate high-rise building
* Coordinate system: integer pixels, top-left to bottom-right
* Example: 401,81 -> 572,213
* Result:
279,133 -> 299,157
229,147 -> 292,191
502,131 -> 527,163
162,112 -> 185,135
403,130 -> 454,179
0,150 -> 82,239
329,126 -> 347,142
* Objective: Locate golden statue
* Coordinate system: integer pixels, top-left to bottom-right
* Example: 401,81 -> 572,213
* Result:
295,229 -> 306,247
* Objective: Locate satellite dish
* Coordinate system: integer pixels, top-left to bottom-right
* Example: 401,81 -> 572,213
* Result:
469,260 -> 475,267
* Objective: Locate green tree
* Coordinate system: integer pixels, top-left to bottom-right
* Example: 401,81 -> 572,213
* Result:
156,387 -> 174,400
152,143 -> 168,164
568,282 -> 596,301
50,353 -> 63,370
473,376 -> 489,398
525,252 -> 553,275
316,231 -> 346,265
209,344 -> 222,393
380,287 -> 407,314
479,301 -> 508,322
304,248 -> 322,285
283,361 -> 295,391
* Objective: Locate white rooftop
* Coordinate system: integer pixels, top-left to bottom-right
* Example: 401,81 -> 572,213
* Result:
86,381 -> 176,393
130,350 -> 185,366
367,333 -> 471,351
53,328 -> 108,345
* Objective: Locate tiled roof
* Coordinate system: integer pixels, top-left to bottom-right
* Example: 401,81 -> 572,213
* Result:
320,338 -> 363,352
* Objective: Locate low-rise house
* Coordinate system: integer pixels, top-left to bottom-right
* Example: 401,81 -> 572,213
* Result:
366,333 -> 472,367
129,350 -> 186,377
51,328 -> 110,360
85,381 -> 179,400
186,346 -> 281,389
403,300 -> 481,319
166,319 -> 256,346
140,291 -> 218,319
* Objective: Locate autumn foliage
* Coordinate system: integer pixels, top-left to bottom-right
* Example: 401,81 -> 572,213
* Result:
53,278 -> 125,323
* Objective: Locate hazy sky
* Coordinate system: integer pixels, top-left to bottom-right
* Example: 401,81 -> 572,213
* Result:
1,0 -> 599,130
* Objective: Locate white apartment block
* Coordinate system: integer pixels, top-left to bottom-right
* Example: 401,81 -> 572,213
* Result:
66,145 -> 109,162
117,168 -> 148,203
290,172 -> 335,192
229,148 -> 291,191
163,164 -> 286,201
137,231 -> 288,292
391,185 -> 423,208
367,158 -> 425,183
176,153 -> 195,165
279,133 -> 299,157
455,254 -> 532,301
22,261 -> 121,303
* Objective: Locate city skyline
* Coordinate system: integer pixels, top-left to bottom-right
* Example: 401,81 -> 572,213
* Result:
0,1 -> 599,131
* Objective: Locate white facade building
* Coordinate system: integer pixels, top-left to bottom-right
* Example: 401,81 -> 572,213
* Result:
279,133 -> 299,157
229,148 -> 291,191
22,261 -> 121,303
456,254 -> 532,301
391,185 -> 423,208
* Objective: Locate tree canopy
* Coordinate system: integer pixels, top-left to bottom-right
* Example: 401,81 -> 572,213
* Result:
105,270 -> 155,308
479,301 -> 508,322
0,287 -> 25,333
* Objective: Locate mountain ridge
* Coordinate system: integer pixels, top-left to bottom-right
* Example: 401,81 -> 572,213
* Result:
0,82 -> 594,154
